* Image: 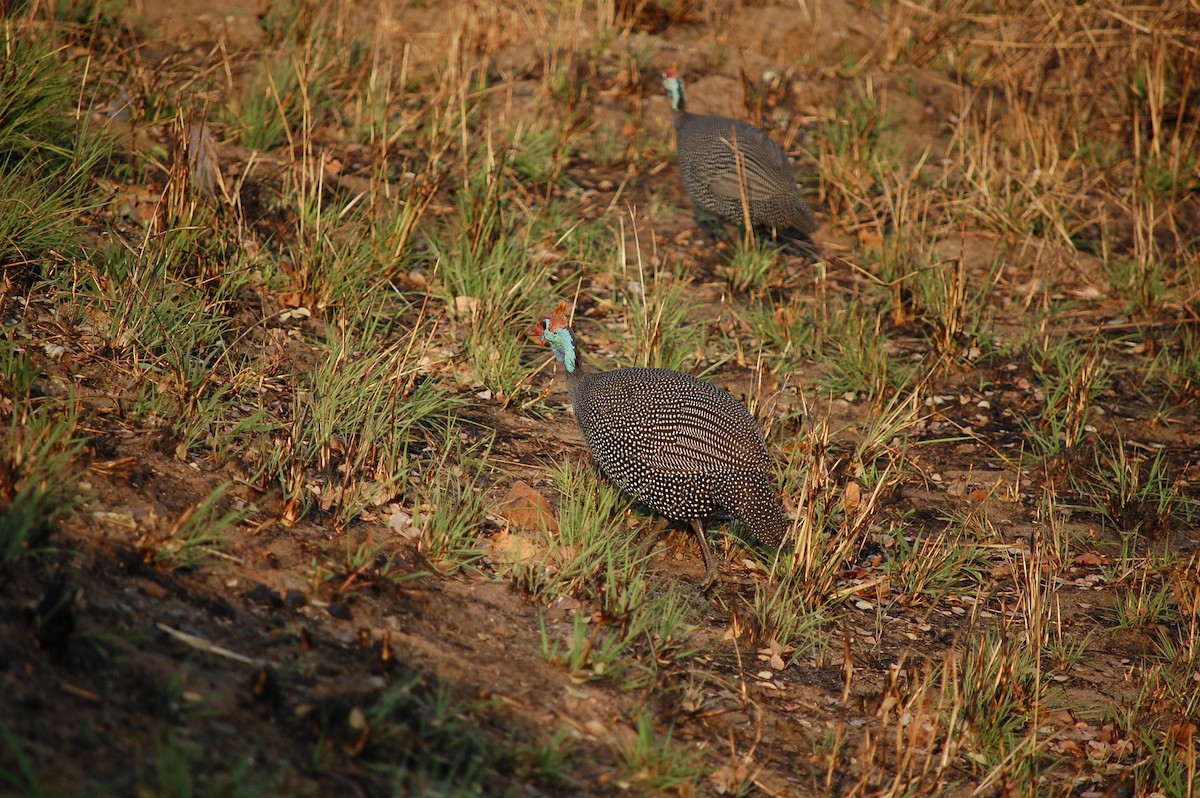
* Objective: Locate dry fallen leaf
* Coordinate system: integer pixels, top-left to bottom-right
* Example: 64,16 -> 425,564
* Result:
843,480 -> 862,513
708,759 -> 753,795
494,481 -> 559,534
384,505 -> 417,540
487,528 -> 543,565
757,638 -> 791,670
454,295 -> 480,316
322,153 -> 344,178
1170,721 -> 1197,748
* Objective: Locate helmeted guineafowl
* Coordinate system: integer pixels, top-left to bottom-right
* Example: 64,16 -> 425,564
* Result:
662,68 -> 818,238
531,303 -> 791,583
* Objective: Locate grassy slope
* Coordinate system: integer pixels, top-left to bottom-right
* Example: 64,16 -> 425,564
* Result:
2,1 -> 1200,795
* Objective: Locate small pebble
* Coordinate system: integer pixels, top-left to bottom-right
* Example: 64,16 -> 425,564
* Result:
283,589 -> 307,609
247,583 -> 281,606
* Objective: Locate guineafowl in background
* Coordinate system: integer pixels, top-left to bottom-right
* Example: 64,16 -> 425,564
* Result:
662,68 -> 818,241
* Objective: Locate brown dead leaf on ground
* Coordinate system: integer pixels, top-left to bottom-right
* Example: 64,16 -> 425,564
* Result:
494,480 -> 559,534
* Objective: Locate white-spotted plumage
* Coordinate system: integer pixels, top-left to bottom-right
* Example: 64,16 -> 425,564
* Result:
532,305 -> 790,582
663,69 -> 818,236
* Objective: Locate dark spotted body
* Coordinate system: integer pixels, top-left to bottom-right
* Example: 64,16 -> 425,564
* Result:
567,366 -> 790,549
665,72 -> 818,236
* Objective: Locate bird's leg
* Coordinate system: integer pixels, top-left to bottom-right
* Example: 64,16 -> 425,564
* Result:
692,206 -> 729,242
690,518 -> 718,586
637,517 -> 671,561
772,226 -> 821,259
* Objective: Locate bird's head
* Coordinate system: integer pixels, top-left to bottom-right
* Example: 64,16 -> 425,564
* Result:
529,301 -> 569,342
661,66 -> 685,110
529,302 -> 577,372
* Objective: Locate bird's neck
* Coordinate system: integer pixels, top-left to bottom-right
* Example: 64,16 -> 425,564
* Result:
549,328 -> 579,375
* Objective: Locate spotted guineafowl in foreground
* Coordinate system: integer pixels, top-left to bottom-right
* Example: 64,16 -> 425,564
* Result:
662,69 -> 818,238
531,303 -> 791,583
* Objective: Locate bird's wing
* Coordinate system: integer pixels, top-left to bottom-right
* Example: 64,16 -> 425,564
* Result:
702,120 -> 796,200
580,372 -> 771,473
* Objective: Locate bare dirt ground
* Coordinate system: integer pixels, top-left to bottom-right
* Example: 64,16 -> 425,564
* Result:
3,0 -> 1200,796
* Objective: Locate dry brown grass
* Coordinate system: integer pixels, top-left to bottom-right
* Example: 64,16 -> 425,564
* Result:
2,0 -> 1200,795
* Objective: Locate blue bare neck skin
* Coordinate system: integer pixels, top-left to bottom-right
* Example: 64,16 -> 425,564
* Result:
544,327 -> 577,373
664,77 -> 686,112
